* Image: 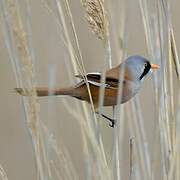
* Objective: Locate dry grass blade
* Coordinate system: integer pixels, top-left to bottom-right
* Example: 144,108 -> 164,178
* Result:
81,0 -> 108,41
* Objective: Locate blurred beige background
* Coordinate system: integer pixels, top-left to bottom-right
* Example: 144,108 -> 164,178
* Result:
0,0 -> 179,179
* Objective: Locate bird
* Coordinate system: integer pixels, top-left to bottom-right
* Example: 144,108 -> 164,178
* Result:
15,55 -> 159,127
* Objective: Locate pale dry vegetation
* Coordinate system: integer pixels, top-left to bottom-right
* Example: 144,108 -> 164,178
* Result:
0,0 -> 180,180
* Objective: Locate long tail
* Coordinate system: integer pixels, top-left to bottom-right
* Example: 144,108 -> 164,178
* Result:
14,87 -> 74,97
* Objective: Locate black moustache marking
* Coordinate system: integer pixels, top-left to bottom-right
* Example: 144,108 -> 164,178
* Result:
139,61 -> 151,80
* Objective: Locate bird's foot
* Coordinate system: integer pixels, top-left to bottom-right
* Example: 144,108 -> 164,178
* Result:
96,112 -> 116,128
109,119 -> 116,128
14,88 -> 29,96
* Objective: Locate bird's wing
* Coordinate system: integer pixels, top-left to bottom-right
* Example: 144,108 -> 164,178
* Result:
106,65 -> 130,80
75,72 -> 101,82
75,72 -> 120,89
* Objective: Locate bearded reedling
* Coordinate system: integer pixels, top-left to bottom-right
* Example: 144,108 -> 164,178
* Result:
15,56 -> 159,127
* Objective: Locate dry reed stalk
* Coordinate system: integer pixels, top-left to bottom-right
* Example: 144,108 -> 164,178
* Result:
134,98 -> 151,178
111,106 -> 124,180
112,57 -> 126,180
80,0 -> 112,124
109,1 -> 129,179
129,138 -> 134,180
170,29 -> 180,83
130,101 -> 150,180
0,0 -> 68,179
138,0 -> 180,179
80,1 -> 112,150
46,0 -> 99,129
46,0 -> 98,136
0,165 -> 8,180
168,24 -> 180,180
55,0 -> 99,138
62,0 -> 100,128
168,34 -> 176,154
41,1 -> 113,179
138,0 -> 155,59
126,106 -> 143,180
62,0 -> 114,178
159,1 -> 180,179
41,123 -> 79,180
1,0 -> 179,179
44,0 -> 111,178
0,0 -> 45,179
156,2 -> 172,179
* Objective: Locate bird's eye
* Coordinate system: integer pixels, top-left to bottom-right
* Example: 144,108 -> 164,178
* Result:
144,63 -> 147,68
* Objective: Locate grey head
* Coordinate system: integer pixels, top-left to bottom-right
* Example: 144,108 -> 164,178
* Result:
121,55 -> 152,81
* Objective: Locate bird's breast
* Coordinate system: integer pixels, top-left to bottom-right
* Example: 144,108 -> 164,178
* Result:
91,80 -> 141,106
121,80 -> 141,104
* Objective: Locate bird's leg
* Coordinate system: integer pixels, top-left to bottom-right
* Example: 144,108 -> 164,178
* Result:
96,112 -> 116,128
101,114 -> 116,128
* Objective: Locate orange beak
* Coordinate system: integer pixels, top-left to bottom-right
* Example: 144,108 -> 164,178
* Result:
151,63 -> 159,70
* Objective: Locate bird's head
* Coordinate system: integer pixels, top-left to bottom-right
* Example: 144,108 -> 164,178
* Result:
122,56 -> 159,81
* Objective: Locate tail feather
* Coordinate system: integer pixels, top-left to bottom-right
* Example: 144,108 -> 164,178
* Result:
14,87 -> 74,97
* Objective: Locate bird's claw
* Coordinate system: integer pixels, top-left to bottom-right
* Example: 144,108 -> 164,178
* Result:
96,112 -> 116,128
109,119 -> 116,128
14,88 -> 29,96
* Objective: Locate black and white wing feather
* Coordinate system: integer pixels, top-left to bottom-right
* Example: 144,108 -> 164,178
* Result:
75,72 -> 120,89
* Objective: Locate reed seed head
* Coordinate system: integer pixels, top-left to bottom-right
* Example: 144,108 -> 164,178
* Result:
81,0 -> 108,41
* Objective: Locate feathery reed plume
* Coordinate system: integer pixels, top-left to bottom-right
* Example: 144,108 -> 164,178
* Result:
1,0 -> 53,179
81,0 -> 108,41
